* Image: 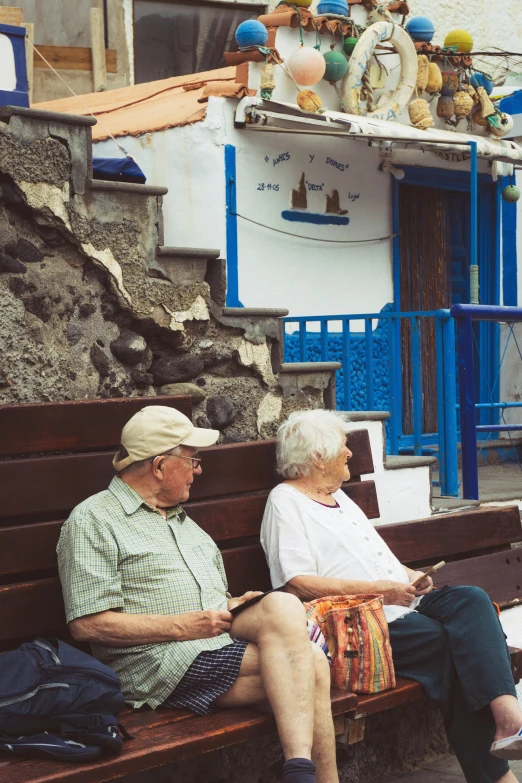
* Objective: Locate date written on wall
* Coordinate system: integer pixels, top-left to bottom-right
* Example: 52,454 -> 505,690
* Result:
257,183 -> 280,191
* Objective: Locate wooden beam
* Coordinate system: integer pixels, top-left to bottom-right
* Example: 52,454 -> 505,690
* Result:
90,7 -> 107,91
21,22 -> 34,104
33,45 -> 117,73
0,6 -> 23,26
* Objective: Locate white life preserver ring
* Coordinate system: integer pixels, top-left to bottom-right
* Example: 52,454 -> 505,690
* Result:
342,21 -> 418,121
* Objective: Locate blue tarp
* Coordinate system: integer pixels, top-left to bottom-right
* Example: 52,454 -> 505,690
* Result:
499,90 -> 522,116
92,157 -> 146,184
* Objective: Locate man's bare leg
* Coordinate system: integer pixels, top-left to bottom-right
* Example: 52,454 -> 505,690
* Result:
215,593 -> 338,783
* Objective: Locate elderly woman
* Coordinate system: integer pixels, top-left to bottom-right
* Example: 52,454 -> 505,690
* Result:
261,409 -> 522,783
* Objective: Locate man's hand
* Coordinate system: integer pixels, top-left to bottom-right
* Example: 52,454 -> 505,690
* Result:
373,580 -> 418,606
409,571 -> 434,596
228,591 -> 264,612
172,609 -> 234,641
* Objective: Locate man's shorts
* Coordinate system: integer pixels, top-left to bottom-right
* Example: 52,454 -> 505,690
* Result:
163,620 -> 330,716
163,639 -> 249,715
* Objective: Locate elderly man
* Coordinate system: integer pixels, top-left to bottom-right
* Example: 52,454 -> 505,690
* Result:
57,406 -> 337,783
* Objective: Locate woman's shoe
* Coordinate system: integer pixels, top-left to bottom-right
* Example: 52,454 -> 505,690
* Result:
491,728 -> 522,759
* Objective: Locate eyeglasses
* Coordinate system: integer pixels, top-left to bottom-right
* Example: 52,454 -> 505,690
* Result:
176,453 -> 202,469
154,453 -> 202,469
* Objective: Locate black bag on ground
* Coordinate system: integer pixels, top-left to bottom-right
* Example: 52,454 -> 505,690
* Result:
0,638 -> 127,761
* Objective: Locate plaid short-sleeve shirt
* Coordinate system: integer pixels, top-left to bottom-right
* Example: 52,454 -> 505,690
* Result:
57,477 -> 233,709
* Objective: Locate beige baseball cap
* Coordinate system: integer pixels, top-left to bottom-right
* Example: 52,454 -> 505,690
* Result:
113,405 -> 219,472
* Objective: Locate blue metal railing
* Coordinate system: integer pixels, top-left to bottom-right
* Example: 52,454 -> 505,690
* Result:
451,303 -> 522,500
284,310 -> 459,497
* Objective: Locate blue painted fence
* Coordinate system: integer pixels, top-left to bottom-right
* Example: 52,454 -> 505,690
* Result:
284,309 -> 459,497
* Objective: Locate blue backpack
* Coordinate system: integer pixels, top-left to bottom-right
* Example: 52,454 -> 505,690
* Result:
0,638 -> 129,762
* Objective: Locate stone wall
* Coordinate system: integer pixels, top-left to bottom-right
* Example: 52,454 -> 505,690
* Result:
0,107 -> 326,439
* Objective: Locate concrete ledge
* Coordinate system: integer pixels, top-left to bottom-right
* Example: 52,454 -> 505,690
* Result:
157,246 -> 220,259
89,180 -> 168,196
385,455 -> 437,470
432,498 -> 481,512
0,105 -> 97,126
342,411 -> 390,422
279,361 -> 341,373
222,307 -> 289,317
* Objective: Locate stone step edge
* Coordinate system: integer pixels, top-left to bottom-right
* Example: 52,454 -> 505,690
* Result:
385,455 -> 437,470
278,362 -> 341,374
157,246 -> 220,260
88,179 -> 168,196
0,105 -> 97,127
222,307 -> 289,318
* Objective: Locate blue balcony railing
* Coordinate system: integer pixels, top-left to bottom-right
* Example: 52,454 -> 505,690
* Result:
283,309 -> 459,497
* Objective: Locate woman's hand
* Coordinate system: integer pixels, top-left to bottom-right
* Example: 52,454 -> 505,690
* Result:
373,580 -> 417,606
227,591 -> 264,611
409,571 -> 434,596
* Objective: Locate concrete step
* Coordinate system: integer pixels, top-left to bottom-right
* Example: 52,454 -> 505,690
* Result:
151,246 -> 221,285
385,455 -> 437,471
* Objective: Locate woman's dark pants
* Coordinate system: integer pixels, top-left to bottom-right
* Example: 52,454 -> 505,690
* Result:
388,586 -> 517,783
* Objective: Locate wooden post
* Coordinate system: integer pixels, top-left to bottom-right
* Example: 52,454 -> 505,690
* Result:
22,22 -> 34,104
90,7 -> 107,92
0,7 -> 24,26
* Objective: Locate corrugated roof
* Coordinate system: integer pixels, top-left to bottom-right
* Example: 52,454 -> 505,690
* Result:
34,67 -> 238,141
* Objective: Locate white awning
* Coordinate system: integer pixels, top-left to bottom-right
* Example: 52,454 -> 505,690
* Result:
235,98 -> 522,166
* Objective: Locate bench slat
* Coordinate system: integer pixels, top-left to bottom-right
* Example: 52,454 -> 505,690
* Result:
0,481 -> 379,579
432,549 -> 522,606
0,397 -> 192,457
0,690 -> 358,783
0,432 -> 375,526
356,677 -> 424,717
0,579 -> 66,643
379,506 -> 522,564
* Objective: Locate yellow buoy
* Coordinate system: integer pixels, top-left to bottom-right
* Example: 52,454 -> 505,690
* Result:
444,29 -> 473,54
297,89 -> 323,113
287,0 -> 313,6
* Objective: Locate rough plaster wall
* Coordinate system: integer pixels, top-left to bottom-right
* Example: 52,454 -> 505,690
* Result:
407,0 -> 522,52
0,110 -> 324,439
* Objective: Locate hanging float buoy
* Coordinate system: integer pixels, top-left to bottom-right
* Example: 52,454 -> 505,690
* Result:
437,95 -> 454,119
444,29 -> 473,54
489,112 -> 514,137
297,89 -> 323,112
235,19 -> 268,48
288,46 -> 326,85
426,62 -> 443,94
416,55 -> 429,92
502,184 -> 520,203
409,98 -> 434,129
440,70 -> 459,97
453,90 -> 474,119
405,16 -> 435,43
317,0 -> 349,14
323,50 -> 349,82
470,72 -> 494,95
341,21 -> 418,120
344,36 -> 358,57
289,0 -> 313,7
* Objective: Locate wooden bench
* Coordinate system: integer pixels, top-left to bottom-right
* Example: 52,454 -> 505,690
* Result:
1,396 -> 522,782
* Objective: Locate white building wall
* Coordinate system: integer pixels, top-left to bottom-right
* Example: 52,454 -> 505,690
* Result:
94,99 -> 228,252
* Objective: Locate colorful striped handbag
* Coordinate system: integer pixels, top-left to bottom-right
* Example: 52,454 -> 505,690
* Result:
304,594 -> 396,694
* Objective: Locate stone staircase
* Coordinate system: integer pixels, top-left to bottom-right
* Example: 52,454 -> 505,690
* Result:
0,104 -> 340,437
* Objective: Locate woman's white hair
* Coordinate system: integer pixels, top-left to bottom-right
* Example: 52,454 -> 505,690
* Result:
276,409 -> 349,479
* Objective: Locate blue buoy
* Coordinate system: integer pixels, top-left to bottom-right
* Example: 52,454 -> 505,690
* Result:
405,16 -> 435,43
317,0 -> 349,15
470,72 -> 495,95
235,19 -> 269,49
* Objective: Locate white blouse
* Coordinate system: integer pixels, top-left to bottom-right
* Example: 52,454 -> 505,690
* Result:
260,483 -> 420,623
